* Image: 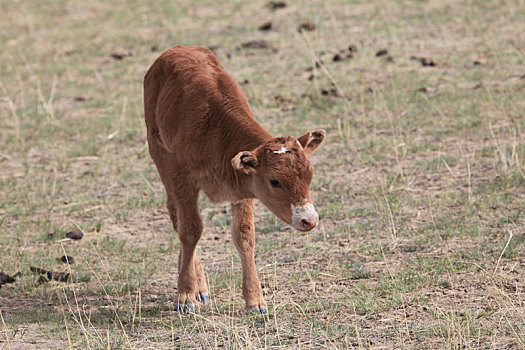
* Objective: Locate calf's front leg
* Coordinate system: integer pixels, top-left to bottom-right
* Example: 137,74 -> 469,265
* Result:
231,199 -> 267,313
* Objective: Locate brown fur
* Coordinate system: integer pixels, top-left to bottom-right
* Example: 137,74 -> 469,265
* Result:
144,45 -> 325,311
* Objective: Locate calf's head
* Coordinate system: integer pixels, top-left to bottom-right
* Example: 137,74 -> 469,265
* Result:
232,129 -> 325,232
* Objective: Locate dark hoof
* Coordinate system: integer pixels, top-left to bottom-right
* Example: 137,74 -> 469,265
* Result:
248,306 -> 268,314
176,302 -> 195,314
200,292 -> 210,304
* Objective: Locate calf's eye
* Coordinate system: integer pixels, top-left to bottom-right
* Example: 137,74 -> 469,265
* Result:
269,179 -> 281,188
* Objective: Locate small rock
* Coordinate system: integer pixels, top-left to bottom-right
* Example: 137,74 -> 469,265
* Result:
259,21 -> 272,31
298,22 -> 315,32
348,45 -> 357,53
73,96 -> 86,102
375,49 -> 388,57
150,45 -> 158,52
66,231 -> 83,240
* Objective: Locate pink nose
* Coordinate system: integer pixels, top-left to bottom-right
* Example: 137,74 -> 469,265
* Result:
301,218 -> 318,231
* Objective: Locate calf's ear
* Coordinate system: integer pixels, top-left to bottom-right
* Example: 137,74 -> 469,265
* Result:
297,129 -> 326,155
232,151 -> 258,174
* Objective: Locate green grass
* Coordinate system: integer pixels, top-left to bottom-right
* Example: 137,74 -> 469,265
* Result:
1,0 -> 525,348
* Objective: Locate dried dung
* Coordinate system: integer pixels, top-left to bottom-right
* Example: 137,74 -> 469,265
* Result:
110,52 -> 132,60
259,21 -> 272,31
30,266 -> 71,282
267,1 -> 286,9
66,231 -> 83,240
60,255 -> 75,264
0,272 -> 20,288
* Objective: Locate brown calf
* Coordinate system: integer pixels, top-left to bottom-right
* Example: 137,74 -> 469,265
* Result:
144,46 -> 325,313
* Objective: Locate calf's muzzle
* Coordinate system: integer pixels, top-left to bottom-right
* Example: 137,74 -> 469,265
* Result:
291,202 -> 319,232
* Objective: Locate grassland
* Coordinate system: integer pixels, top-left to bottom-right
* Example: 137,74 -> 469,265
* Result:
1,0 -> 524,349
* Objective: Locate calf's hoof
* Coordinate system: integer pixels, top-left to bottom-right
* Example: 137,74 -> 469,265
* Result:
247,305 -> 268,314
176,291 -> 210,314
196,292 -> 210,304
176,302 -> 196,314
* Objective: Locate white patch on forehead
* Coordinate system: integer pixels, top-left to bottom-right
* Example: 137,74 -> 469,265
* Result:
296,140 -> 302,147
273,146 -> 288,154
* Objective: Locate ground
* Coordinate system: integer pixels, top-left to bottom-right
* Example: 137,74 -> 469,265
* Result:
0,0 -> 524,349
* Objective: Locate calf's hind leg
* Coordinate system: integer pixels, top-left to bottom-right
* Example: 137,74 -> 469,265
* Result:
177,249 -> 209,304
169,195 -> 208,304
168,188 -> 209,312
148,136 -> 208,311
